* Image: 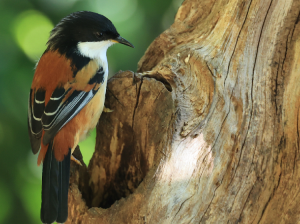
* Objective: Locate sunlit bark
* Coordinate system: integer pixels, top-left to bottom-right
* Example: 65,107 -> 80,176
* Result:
67,0 -> 300,223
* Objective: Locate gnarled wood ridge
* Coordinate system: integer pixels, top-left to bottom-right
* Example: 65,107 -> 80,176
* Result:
67,0 -> 300,223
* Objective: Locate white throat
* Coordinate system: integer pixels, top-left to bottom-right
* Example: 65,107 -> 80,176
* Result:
77,40 -> 115,72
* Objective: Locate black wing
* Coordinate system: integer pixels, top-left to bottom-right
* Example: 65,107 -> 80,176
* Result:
42,67 -> 105,145
28,88 -> 46,154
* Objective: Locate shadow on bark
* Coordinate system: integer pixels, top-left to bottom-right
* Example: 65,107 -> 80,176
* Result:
67,0 -> 300,223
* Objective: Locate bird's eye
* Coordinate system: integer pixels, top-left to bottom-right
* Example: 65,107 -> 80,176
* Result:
95,32 -> 103,38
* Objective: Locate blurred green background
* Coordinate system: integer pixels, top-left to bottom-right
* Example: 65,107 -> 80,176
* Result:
0,0 -> 181,223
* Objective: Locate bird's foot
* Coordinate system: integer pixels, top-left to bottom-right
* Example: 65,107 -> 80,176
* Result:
71,155 -> 82,166
103,106 -> 113,113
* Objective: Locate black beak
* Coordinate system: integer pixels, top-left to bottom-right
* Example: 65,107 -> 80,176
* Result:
114,36 -> 134,48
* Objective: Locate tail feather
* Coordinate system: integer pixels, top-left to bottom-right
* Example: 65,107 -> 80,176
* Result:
57,150 -> 71,223
41,141 -> 59,223
41,141 -> 71,224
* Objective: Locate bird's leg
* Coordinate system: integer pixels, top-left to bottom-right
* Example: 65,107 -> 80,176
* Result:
103,106 -> 113,113
71,155 -> 82,166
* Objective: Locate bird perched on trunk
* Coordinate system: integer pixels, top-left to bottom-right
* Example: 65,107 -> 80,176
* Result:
27,11 -> 134,224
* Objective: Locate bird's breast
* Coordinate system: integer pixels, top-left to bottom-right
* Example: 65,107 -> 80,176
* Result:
78,75 -> 108,142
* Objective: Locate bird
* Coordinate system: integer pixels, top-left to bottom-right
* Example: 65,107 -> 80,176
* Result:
27,11 -> 134,224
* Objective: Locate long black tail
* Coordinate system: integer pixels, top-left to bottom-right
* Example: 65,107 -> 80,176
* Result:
41,141 -> 71,224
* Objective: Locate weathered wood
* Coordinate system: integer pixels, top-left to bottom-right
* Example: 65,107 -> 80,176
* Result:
89,71 -> 174,209
67,0 -> 300,223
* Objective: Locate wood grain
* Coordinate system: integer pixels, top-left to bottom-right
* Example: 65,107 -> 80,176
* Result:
67,0 -> 300,223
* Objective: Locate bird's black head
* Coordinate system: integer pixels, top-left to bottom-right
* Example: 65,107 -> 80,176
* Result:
47,11 -> 134,55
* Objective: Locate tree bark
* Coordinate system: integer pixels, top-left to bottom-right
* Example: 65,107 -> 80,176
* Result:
67,0 -> 300,223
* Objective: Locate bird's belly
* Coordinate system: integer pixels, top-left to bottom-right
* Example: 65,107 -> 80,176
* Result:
78,80 -> 107,142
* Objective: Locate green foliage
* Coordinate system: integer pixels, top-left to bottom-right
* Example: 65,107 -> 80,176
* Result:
0,0 -> 181,222
13,10 -> 54,61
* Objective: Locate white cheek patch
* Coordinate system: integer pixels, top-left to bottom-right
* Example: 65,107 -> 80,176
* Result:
77,40 -> 114,60
77,40 -> 115,71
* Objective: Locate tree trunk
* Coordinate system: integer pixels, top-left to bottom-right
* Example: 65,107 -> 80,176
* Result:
67,0 -> 300,223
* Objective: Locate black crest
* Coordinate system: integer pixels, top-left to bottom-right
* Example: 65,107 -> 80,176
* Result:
47,11 -> 120,55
